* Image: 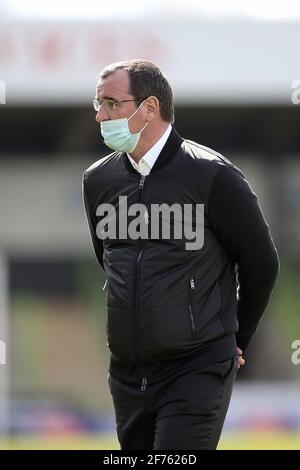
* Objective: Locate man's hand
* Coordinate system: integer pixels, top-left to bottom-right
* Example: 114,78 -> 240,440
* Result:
237,347 -> 245,369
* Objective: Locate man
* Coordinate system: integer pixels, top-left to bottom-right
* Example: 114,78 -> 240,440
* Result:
83,59 -> 279,450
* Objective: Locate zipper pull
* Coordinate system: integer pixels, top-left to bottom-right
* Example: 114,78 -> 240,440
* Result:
102,280 -> 108,291
141,377 -> 147,391
144,209 -> 149,225
190,277 -> 195,289
139,175 -> 146,189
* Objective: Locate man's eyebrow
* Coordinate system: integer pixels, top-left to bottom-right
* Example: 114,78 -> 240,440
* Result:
96,95 -> 118,101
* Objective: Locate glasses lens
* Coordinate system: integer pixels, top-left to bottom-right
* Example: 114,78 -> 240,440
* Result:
93,99 -> 100,111
102,99 -> 117,111
93,98 -> 117,112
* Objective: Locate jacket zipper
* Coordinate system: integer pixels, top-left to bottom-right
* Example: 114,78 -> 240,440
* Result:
141,377 -> 147,391
139,175 -> 146,189
134,175 -> 148,390
188,277 -> 197,340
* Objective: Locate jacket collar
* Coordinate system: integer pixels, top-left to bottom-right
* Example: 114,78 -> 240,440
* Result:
123,126 -> 183,175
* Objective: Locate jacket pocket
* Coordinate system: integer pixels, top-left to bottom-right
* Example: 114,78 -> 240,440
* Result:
220,355 -> 239,381
188,277 -> 197,340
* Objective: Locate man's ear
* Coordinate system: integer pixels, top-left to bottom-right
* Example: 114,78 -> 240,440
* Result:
146,101 -> 156,112
145,96 -> 159,120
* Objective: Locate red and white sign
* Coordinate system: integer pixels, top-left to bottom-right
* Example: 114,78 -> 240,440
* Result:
0,20 -> 298,104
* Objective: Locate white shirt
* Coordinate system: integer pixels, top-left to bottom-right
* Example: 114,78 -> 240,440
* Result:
127,124 -> 172,176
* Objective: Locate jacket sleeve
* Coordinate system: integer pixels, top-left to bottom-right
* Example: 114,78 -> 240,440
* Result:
82,173 -> 104,271
208,164 -> 280,352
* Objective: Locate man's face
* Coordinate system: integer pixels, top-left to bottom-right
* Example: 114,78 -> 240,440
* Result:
95,69 -> 147,134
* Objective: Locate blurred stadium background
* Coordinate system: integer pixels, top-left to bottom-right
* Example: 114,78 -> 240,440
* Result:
0,0 -> 300,450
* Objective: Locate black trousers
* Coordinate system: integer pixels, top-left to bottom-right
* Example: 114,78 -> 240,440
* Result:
108,354 -> 238,450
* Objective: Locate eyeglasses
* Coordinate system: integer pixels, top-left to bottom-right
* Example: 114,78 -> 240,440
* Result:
93,98 -> 138,112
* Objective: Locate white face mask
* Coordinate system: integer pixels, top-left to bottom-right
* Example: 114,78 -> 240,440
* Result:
100,101 -> 148,153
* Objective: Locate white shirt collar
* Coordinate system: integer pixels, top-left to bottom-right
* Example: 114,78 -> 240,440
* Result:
127,124 -> 172,175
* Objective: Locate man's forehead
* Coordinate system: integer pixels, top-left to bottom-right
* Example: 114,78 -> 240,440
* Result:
96,69 -> 130,96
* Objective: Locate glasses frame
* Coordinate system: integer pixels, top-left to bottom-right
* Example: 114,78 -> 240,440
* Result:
93,98 -> 140,112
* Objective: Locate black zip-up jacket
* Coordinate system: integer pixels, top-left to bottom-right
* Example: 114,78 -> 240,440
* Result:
83,127 -> 279,379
